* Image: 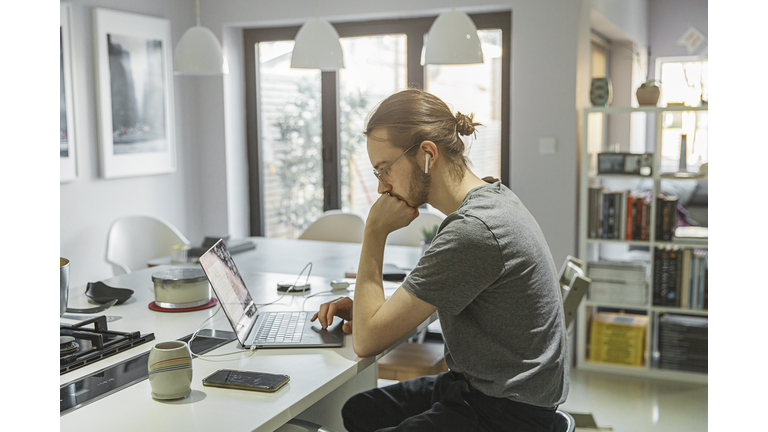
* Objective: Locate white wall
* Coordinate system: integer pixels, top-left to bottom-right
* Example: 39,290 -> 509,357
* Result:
648,0 -> 708,79
60,0 -> 650,286
60,0 -> 201,287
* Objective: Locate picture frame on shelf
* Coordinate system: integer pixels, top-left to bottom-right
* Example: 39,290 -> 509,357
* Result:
597,153 -> 652,176
60,3 -> 77,182
93,8 -> 176,179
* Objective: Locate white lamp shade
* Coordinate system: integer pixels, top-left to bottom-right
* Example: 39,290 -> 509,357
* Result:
174,26 -> 227,75
424,10 -> 484,65
290,18 -> 345,71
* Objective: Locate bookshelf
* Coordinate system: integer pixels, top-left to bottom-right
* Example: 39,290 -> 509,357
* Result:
576,105 -> 708,384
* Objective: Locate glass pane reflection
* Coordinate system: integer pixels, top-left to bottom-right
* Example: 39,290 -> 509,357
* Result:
258,41 -> 323,238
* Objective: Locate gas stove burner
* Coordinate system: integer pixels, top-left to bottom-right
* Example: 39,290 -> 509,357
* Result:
60,315 -> 155,375
60,336 -> 79,355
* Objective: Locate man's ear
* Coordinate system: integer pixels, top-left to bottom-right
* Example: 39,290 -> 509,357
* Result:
420,141 -> 438,172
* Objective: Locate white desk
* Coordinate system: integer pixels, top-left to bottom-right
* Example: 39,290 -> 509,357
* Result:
60,238 -> 426,432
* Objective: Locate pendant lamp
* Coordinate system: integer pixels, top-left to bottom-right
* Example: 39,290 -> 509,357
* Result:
174,0 -> 227,75
423,8 -> 483,65
290,2 -> 344,71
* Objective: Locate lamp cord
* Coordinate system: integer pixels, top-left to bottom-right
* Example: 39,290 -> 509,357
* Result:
195,0 -> 201,26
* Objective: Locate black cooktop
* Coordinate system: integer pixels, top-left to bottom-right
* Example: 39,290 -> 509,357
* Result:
60,315 -> 156,375
60,328 -> 237,415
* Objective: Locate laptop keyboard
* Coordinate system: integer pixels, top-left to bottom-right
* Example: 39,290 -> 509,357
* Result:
256,312 -> 307,344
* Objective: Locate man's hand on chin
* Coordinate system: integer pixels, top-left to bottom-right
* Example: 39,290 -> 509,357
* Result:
366,193 -> 419,236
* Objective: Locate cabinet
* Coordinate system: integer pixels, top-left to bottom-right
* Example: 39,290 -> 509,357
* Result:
576,106 -> 708,383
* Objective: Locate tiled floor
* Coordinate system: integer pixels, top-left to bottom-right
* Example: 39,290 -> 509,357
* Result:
558,368 -> 707,431
380,367 -> 708,431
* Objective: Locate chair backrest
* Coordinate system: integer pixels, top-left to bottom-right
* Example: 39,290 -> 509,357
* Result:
298,210 -> 365,243
558,255 -> 591,329
386,211 -> 445,247
105,215 -> 190,275
553,410 -> 576,432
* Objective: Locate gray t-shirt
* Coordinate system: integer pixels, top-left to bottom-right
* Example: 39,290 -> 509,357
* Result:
402,181 -> 569,408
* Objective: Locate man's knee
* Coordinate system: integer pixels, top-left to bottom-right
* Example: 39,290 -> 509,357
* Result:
342,391 -> 372,432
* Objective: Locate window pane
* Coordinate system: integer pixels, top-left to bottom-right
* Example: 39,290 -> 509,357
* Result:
659,60 -> 708,107
425,29 -> 502,181
658,59 -> 708,173
339,35 -> 407,219
258,41 -> 323,238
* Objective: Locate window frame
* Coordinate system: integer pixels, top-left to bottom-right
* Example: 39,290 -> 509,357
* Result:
244,12 -> 511,236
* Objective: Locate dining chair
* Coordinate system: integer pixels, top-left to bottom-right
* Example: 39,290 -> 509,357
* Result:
385,211 -> 444,247
105,215 -> 190,275
298,210 -> 365,243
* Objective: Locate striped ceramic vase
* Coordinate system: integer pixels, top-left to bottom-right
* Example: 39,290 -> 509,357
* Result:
148,341 -> 193,399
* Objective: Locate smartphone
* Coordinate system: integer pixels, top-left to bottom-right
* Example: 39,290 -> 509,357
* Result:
202,369 -> 290,393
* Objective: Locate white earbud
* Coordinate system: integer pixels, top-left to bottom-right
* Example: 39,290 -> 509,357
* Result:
425,154 -> 430,174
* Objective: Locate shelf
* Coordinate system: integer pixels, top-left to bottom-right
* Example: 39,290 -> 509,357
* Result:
584,302 -> 709,317
659,172 -> 708,180
652,306 -> 708,316
588,173 -> 654,180
578,105 -> 708,383
657,240 -> 708,248
586,239 -> 651,246
585,301 -> 649,310
584,105 -> 709,114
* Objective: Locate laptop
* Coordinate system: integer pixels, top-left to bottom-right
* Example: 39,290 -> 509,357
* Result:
199,239 -> 345,349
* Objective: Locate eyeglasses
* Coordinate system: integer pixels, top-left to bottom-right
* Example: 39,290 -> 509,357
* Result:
372,143 -> 420,186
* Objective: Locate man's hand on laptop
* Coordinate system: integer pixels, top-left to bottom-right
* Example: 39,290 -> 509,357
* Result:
312,297 -> 354,334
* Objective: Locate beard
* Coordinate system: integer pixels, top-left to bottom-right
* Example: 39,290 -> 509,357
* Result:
406,158 -> 431,208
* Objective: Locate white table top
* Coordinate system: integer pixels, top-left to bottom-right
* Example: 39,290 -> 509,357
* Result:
60,237 -> 425,431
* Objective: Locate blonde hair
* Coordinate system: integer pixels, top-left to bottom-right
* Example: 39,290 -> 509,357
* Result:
364,88 -> 481,180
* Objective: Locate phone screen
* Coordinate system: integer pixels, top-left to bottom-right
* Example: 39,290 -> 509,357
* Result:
203,370 -> 289,392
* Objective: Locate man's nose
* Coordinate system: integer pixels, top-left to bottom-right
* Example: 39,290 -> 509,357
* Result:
377,181 -> 391,195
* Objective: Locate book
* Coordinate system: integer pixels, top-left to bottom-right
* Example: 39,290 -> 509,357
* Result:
639,195 -> 650,241
588,187 -> 602,239
602,192 -> 615,239
626,193 -> 635,240
656,194 -> 679,241
653,247 -> 664,305
617,190 -> 628,240
679,249 -> 692,308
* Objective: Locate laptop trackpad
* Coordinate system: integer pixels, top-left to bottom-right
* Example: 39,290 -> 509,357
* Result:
309,319 -> 344,344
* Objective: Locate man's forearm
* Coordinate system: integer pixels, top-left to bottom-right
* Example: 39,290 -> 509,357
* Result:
352,227 -> 388,355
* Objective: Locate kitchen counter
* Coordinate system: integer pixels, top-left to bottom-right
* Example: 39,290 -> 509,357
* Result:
60,238 -> 427,431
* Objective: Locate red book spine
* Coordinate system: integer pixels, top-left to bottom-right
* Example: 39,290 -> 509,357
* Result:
626,194 -> 634,240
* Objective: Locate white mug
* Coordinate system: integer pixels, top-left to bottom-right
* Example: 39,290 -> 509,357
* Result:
148,341 -> 193,400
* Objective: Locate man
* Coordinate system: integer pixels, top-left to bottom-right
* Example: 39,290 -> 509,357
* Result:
311,89 -> 568,431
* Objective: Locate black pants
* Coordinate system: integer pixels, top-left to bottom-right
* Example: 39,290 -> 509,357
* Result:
342,371 -> 557,432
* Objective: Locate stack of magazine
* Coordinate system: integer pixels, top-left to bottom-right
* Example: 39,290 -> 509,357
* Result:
657,313 -> 708,373
587,261 -> 649,305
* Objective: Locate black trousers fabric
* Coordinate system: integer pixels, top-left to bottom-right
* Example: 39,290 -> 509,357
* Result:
342,371 -> 557,432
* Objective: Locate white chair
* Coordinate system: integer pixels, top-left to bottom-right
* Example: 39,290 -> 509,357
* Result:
298,210 -> 365,243
557,255 -> 591,330
105,215 -> 190,275
386,211 -> 444,247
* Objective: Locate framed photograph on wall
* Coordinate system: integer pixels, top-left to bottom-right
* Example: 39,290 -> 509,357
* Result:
93,8 -> 176,179
60,3 -> 77,182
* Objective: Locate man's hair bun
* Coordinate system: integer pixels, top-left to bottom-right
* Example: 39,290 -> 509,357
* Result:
455,112 -> 480,136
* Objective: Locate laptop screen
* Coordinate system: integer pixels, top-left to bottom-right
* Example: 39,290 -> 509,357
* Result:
199,240 -> 258,344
